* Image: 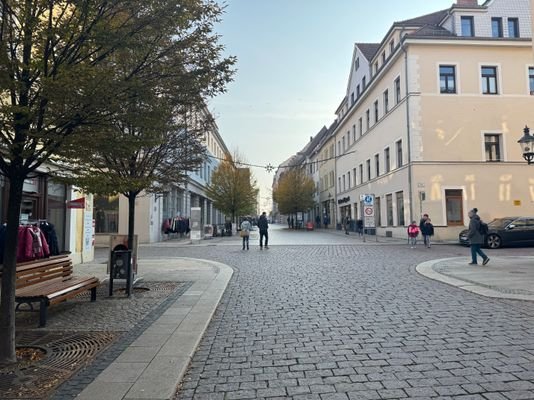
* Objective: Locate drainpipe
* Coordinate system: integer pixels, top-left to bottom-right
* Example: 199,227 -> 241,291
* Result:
401,36 -> 415,224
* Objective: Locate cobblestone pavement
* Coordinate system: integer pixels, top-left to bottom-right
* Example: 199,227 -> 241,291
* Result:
135,236 -> 534,400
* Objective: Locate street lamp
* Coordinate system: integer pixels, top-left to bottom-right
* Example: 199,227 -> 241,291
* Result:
518,126 -> 534,165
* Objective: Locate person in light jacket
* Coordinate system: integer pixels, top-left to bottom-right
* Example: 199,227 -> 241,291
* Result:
467,208 -> 489,265
240,219 -> 251,250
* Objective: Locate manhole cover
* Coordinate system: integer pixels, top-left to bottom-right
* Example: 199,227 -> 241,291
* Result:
0,331 -> 117,399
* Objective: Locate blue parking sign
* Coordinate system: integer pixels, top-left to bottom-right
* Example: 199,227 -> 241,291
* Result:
363,194 -> 374,206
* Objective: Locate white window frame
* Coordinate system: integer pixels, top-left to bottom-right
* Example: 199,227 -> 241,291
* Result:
480,131 -> 506,162
436,62 -> 461,95
526,64 -> 534,95
479,63 -> 502,96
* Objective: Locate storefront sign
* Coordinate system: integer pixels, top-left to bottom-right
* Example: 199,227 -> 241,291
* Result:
67,197 -> 86,209
337,196 -> 350,205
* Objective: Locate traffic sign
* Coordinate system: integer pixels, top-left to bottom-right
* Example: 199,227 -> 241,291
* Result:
364,216 -> 375,228
363,194 -> 374,206
364,206 -> 374,216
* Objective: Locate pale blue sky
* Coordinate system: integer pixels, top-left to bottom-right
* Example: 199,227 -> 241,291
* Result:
209,0 -> 455,210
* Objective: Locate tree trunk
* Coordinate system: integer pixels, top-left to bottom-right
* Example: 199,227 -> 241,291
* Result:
127,192 -> 136,251
0,175 -> 25,364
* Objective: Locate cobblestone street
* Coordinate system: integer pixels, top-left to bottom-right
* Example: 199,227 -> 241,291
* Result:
156,227 -> 534,400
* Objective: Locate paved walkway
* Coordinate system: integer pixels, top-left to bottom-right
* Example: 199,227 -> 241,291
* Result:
53,227 -> 534,399
417,256 -> 534,301
71,257 -> 233,400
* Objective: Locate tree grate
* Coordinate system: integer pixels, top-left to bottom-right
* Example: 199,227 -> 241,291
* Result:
0,331 -> 117,399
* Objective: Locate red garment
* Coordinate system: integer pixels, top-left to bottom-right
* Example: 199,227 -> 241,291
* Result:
16,226 -> 50,262
407,224 -> 420,238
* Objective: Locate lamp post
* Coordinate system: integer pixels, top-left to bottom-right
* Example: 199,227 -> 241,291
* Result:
518,126 -> 534,165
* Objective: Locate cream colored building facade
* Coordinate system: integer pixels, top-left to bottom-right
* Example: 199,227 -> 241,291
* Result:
329,0 -> 534,240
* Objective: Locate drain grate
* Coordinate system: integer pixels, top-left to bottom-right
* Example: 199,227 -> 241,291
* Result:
0,331 -> 117,399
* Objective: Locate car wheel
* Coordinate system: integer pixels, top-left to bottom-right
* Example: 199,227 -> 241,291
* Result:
486,234 -> 502,249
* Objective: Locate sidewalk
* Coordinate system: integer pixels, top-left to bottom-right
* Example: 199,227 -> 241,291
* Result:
417,256 -> 534,301
69,257 -> 233,400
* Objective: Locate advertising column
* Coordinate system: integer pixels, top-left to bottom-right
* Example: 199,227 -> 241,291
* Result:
190,206 -> 202,243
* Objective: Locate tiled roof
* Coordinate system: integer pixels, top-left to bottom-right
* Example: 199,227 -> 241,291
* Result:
355,43 -> 381,61
395,9 -> 449,27
408,25 -> 456,38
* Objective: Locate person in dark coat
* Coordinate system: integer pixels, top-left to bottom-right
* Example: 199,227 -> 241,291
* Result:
258,212 -> 269,249
421,218 -> 434,248
467,208 -> 490,265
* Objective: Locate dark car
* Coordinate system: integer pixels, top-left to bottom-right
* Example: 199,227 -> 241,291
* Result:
459,217 -> 534,249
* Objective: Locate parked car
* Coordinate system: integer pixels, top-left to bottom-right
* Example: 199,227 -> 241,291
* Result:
459,217 -> 534,249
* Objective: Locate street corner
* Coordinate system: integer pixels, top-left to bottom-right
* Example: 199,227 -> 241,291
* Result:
416,256 -> 534,302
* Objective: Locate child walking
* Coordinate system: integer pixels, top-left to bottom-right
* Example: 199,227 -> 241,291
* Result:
407,221 -> 420,248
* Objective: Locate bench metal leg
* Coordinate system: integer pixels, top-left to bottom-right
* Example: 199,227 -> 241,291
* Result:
90,287 -> 97,302
39,300 -> 48,327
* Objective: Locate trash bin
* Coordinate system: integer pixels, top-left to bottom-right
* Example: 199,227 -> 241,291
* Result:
109,249 -> 132,297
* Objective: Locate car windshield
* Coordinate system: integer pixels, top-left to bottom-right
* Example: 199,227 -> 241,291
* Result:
488,218 -> 515,228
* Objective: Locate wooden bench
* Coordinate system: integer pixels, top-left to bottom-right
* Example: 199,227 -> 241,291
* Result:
0,255 -> 99,327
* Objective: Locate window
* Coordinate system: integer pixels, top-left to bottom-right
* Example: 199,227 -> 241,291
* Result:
366,110 -> 370,131
445,189 -> 464,226
362,76 -> 366,89
375,197 -> 381,227
366,159 -> 371,181
395,77 -> 401,104
439,65 -> 456,94
352,125 -> 356,142
355,57 -> 360,71
342,136 -> 346,152
386,194 -> 394,226
353,168 -> 357,186
357,84 -> 361,97
351,92 -> 355,105
347,171 -> 351,189
396,191 -> 405,226
384,147 -> 390,173
383,90 -> 389,113
374,62 -> 378,75
330,171 -> 334,187
491,17 -> 503,37
389,40 -> 394,54
461,16 -> 474,37
485,134 -> 502,162
374,100 -> 379,124
508,18 -> 519,38
529,67 -> 534,95
381,51 -> 386,64
338,141 -> 341,155
347,132 -> 350,147
359,118 -> 363,136
343,175 -> 346,191
396,140 -> 403,168
374,154 -> 380,177
359,164 -> 363,185
338,177 -> 341,192
481,66 -> 498,95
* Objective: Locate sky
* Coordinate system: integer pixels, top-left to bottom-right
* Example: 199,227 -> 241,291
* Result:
209,0 -> 455,212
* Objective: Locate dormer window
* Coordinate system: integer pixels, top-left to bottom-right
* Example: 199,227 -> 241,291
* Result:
355,57 -> 360,71
374,61 -> 378,75
461,16 -> 474,37
508,18 -> 519,38
389,40 -> 394,54
491,17 -> 503,38
381,51 -> 386,64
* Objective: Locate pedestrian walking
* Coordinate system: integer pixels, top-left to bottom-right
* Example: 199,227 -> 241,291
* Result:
290,217 -> 294,229
323,215 -> 329,229
467,208 -> 490,265
315,215 -> 321,229
287,216 -> 290,229
407,221 -> 420,248
240,219 -> 251,250
356,219 -> 363,237
344,215 -> 351,235
258,211 -> 269,250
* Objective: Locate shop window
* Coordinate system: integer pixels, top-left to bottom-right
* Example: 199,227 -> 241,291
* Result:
386,194 -> 393,226
95,195 -> 119,233
47,181 -> 66,252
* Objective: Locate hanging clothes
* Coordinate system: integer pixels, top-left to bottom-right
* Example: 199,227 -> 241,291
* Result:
16,225 -> 50,262
40,222 -> 60,256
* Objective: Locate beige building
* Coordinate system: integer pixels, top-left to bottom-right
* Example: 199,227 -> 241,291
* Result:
329,0 -> 534,240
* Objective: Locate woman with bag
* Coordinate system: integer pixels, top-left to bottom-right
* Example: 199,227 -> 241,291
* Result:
240,219 -> 251,250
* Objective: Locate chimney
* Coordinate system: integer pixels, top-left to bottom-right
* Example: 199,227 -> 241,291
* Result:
456,0 -> 478,6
